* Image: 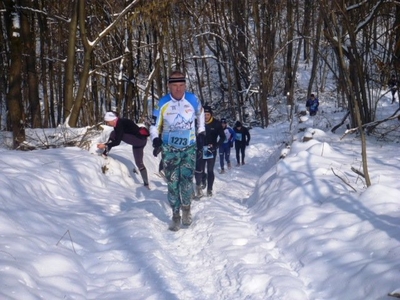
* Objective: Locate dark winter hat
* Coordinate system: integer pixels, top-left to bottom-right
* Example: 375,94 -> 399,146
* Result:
203,105 -> 213,114
221,118 -> 227,124
235,121 -> 242,127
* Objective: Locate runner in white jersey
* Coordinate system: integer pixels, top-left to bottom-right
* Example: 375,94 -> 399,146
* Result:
150,70 -> 205,231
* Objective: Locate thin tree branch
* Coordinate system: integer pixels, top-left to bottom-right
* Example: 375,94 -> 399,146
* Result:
351,166 -> 365,178
340,109 -> 400,140
331,167 -> 357,192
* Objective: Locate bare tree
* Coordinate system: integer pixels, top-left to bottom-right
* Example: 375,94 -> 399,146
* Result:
307,10 -> 323,98
318,0 -> 394,187
4,0 -> 25,148
21,0 -> 41,128
64,0 -> 78,125
1,0 -> 399,148
65,0 -> 143,127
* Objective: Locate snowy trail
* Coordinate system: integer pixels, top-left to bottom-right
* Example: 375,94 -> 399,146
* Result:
76,138 -> 309,299
133,154 -> 312,300
2,89 -> 400,300
0,129 -> 313,299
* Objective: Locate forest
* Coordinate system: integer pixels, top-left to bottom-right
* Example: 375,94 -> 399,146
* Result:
1,0 -> 400,149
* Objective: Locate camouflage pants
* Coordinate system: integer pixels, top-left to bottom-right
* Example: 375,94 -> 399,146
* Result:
162,144 -> 196,214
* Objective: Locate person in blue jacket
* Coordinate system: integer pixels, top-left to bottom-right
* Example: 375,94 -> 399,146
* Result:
218,118 -> 236,174
306,93 -> 319,116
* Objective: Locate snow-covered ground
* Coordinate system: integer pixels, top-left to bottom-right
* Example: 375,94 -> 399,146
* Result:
1,97 -> 400,299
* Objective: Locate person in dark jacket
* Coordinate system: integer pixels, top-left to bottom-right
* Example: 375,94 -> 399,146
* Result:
218,118 -> 236,173
233,121 -> 251,166
194,106 -> 225,198
97,111 -> 150,188
306,93 -> 319,116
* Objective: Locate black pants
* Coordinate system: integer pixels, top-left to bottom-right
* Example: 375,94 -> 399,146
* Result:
131,147 -> 145,170
235,143 -> 246,164
391,89 -> 397,102
195,149 -> 216,191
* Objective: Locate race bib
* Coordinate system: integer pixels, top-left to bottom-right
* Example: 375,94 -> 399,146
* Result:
224,129 -> 230,143
236,133 -> 243,141
168,130 -> 191,148
203,146 -> 214,159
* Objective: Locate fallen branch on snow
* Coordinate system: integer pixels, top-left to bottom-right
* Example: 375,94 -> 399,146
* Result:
331,167 -> 357,193
340,109 -> 400,140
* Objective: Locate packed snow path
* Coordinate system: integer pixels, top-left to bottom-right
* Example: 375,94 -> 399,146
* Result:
79,137 -> 311,299
3,121 -> 399,299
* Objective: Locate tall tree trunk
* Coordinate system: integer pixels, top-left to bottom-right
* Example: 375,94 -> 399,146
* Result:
126,22 -> 135,118
254,0 -> 274,128
0,11 -> 7,129
307,12 -> 322,97
21,0 -> 41,128
321,0 -> 372,187
48,59 -> 56,127
37,0 -> 50,128
4,0 -> 25,148
285,0 -> 294,105
353,94 -> 372,187
303,0 -> 313,62
64,0 -> 78,124
393,3 -> 400,72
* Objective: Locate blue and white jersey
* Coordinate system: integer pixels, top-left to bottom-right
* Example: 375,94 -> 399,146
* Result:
150,92 -> 204,149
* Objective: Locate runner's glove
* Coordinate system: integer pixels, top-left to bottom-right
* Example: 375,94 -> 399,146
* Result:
101,145 -> 109,158
153,146 -> 162,157
152,137 -> 162,157
152,137 -> 162,148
